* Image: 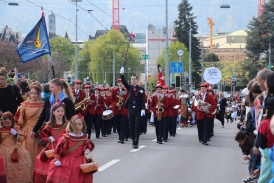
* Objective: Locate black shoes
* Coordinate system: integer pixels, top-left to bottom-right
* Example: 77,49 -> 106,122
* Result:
159,141 -> 163,144
125,139 -> 128,141
164,140 -> 167,142
203,142 -> 209,145
133,145 -> 138,149
120,141 -> 124,144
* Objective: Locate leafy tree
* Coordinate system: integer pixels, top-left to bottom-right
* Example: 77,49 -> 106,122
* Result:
174,0 -> 201,85
245,0 -> 274,79
81,30 -> 141,85
157,40 -> 189,73
204,53 -> 220,62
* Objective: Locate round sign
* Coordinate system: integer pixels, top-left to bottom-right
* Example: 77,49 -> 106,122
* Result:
177,49 -> 184,57
203,67 -> 222,84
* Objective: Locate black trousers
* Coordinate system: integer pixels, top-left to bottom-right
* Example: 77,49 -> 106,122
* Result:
197,119 -> 204,141
102,119 -> 108,136
155,117 -> 164,142
140,114 -> 148,133
128,113 -> 141,146
164,116 -> 170,141
114,114 -> 121,137
95,114 -> 102,138
171,115 -> 177,135
84,113 -> 93,139
203,117 -> 212,143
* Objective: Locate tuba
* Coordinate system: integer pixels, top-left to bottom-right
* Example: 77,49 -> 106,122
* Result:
157,96 -> 164,121
75,96 -> 90,111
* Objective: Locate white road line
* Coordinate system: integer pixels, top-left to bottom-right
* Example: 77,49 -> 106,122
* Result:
98,159 -> 120,172
177,128 -> 182,130
152,139 -> 157,142
130,145 -> 146,152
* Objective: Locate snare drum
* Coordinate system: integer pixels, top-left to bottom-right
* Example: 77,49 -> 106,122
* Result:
102,110 -> 114,120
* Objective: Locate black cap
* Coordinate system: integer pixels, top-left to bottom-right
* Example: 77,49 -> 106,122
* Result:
264,97 -> 274,111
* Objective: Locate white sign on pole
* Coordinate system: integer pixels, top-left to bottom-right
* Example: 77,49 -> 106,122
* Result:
203,67 -> 222,84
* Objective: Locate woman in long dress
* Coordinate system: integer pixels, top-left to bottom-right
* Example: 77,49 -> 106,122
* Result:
33,103 -> 68,183
14,82 -> 44,165
0,111 -> 32,183
46,114 -> 95,183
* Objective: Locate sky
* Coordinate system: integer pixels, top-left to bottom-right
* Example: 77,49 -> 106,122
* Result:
0,0 -> 259,41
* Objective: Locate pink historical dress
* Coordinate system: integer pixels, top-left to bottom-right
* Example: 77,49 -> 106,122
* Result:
33,122 -> 68,183
46,133 -> 95,183
0,128 -> 32,183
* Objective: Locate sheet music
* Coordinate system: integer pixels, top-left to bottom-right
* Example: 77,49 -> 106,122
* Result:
157,94 -> 164,98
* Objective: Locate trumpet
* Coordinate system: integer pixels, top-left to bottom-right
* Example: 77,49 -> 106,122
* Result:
94,95 -> 100,111
75,96 -> 90,111
157,97 -> 164,121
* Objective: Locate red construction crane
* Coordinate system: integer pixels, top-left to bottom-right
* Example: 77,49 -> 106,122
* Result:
258,0 -> 266,17
112,0 -> 120,31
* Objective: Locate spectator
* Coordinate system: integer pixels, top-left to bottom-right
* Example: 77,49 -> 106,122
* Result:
0,72 -> 23,115
41,83 -> 50,101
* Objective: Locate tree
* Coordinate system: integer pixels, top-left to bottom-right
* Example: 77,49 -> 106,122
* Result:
80,30 -> 141,85
245,0 -> 274,79
156,41 -> 189,85
174,0 -> 201,85
204,53 -> 220,62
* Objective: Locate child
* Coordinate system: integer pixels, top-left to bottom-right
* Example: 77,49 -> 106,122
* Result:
235,131 -> 260,182
225,104 -> 232,123
0,111 -> 32,183
46,114 -> 95,183
33,103 -> 69,183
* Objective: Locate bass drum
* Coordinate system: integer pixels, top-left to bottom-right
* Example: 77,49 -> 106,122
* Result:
102,110 -> 114,120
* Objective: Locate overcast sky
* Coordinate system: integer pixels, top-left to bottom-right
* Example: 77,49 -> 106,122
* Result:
0,0 -> 258,40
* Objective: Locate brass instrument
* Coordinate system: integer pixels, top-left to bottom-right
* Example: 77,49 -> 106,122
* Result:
193,95 -> 212,113
145,94 -> 150,110
117,94 -> 123,111
157,97 -> 164,121
75,96 -> 90,111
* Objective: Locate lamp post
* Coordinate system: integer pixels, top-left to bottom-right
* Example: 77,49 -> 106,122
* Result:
165,0 -> 169,86
187,16 -> 195,91
72,0 -> 82,80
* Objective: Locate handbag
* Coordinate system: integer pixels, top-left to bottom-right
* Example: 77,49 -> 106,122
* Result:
11,147 -> 19,162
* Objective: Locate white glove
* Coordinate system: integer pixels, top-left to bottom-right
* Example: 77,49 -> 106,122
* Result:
54,160 -> 61,166
84,149 -> 90,155
188,108 -> 191,112
141,110 -> 145,116
120,67 -> 124,74
49,136 -> 55,142
10,128 -> 17,136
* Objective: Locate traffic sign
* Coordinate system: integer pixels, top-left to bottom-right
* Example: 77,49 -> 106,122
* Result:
142,54 -> 149,60
170,62 -> 183,73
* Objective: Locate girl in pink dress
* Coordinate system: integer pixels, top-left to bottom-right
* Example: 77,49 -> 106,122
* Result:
46,114 -> 95,183
0,154 -> 7,183
33,103 -> 68,183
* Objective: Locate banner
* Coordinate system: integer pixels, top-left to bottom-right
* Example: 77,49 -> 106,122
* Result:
17,12 -> 51,63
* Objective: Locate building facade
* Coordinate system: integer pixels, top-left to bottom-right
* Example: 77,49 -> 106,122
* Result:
48,12 -> 56,38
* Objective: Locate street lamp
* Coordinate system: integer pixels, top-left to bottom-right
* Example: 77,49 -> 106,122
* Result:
71,0 -> 82,80
187,16 -> 196,91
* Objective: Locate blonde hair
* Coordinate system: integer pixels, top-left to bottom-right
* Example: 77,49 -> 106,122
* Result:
66,114 -> 87,133
219,92 -> 224,98
50,78 -> 74,103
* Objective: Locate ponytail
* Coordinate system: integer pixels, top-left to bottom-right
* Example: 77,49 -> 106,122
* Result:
61,80 -> 74,104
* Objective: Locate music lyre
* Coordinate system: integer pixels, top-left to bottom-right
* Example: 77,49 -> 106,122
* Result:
34,26 -> 42,48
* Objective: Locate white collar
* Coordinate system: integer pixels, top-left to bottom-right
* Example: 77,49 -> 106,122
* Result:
69,132 -> 83,136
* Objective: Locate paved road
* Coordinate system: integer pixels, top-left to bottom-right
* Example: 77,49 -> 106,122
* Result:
91,120 -> 248,183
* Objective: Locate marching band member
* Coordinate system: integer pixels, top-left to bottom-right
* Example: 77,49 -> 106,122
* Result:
192,83 -> 217,145
162,85 -> 173,142
111,79 -> 129,144
151,85 -> 168,144
120,67 -> 146,149
83,84 -> 95,139
170,90 -> 180,137
73,80 -> 86,116
94,87 -> 104,139
207,87 -> 218,138
142,91 -> 152,134
180,89 -> 191,127
101,88 -> 111,137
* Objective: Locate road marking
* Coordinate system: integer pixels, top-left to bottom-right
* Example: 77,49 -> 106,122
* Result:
98,159 -> 120,172
130,145 -> 146,152
177,128 -> 182,130
152,139 -> 157,142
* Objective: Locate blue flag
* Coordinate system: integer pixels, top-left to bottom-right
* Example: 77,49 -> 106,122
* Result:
17,12 -> 51,63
